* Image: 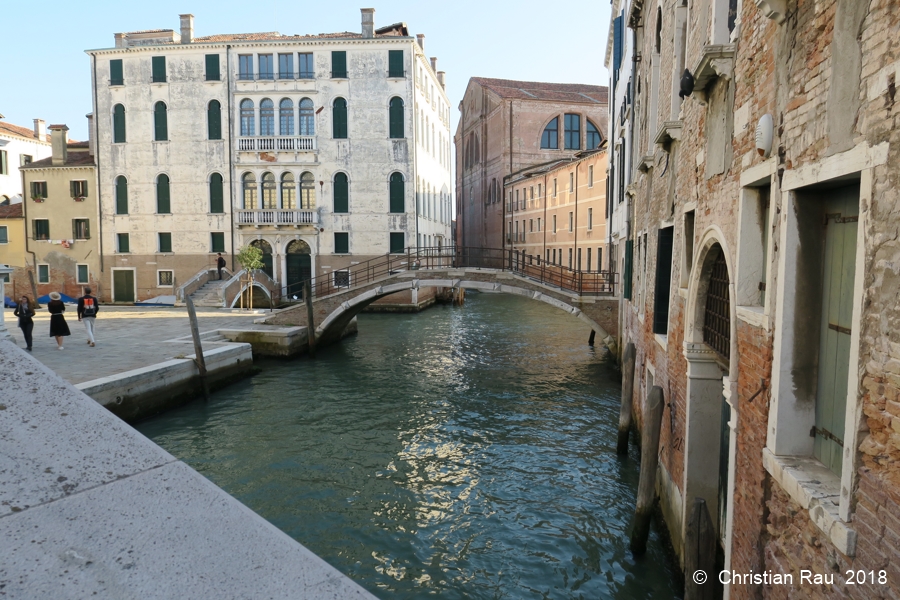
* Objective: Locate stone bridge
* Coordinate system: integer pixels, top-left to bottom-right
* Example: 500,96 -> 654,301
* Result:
262,268 -> 619,352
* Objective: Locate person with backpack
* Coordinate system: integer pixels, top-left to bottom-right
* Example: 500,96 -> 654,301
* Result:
13,294 -> 36,351
77,287 -> 100,347
216,253 -> 227,280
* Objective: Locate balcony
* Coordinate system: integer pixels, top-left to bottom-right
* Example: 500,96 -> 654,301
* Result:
237,136 -> 316,152
236,209 -> 318,227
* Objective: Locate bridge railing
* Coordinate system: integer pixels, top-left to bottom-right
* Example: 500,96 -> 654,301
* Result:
282,246 -> 617,302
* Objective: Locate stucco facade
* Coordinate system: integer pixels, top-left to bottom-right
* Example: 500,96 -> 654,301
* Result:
0,204 -> 26,276
0,120 -> 52,205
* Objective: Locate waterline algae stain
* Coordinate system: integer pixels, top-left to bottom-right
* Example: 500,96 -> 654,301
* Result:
137,294 -> 680,598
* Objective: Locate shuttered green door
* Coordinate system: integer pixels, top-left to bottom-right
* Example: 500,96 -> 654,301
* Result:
113,270 -> 135,303
814,186 -> 859,476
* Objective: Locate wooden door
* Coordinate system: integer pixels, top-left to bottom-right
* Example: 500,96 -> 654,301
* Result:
113,270 -> 134,303
286,253 -> 311,292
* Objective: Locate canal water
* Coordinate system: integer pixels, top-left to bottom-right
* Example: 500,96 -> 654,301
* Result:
136,294 -> 681,599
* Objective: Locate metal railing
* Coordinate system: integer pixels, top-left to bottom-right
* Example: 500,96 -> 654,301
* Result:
237,136 -> 316,152
236,209 -> 317,226
237,72 -> 315,81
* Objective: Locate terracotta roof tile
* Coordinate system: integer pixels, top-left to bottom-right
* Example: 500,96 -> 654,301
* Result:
20,150 -> 94,169
471,78 -> 608,104
0,203 -> 24,219
0,121 -> 50,143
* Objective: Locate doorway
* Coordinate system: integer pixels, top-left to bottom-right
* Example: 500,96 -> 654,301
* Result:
285,239 -> 312,295
250,239 -> 274,278
112,269 -> 135,303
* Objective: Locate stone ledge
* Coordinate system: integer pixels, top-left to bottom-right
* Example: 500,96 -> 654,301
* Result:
762,448 -> 857,556
736,305 -> 768,330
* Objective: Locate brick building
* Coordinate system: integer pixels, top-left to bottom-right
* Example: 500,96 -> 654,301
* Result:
611,0 -> 900,597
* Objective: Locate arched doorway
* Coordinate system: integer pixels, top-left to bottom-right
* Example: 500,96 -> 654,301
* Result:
285,239 -> 311,295
250,239 -> 274,278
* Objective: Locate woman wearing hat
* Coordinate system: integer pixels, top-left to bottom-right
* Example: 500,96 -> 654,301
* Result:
47,291 -> 71,350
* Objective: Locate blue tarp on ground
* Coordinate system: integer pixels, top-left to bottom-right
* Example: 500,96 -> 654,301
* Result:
4,296 -> 17,308
134,295 -> 176,307
37,293 -> 78,304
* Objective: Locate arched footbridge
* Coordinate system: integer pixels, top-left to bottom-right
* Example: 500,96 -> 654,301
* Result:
262,247 -> 619,352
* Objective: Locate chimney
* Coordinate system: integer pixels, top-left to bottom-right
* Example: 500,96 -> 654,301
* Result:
49,125 -> 68,166
33,119 -> 46,141
437,71 -> 446,90
180,14 -> 194,43
430,57 -> 437,72
86,113 -> 95,157
361,8 -> 375,39
114,33 -> 127,48
416,34 -> 425,51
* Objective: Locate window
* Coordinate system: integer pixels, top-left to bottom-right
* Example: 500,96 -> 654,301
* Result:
588,208 -> 593,230
389,232 -> 405,254
21,155 -> 32,166
653,227 -> 674,335
73,219 -> 90,240
736,186 -> 771,307
154,101 -> 168,141
568,248 -> 573,269
242,173 -> 257,209
334,172 -> 349,213
157,232 -> 172,253
569,173 -> 574,192
564,114 -> 581,150
0,150 -> 6,175
210,232 -> 225,253
77,264 -> 89,284
280,98 -> 294,135
553,178 -> 557,198
259,99 -> 275,136
261,172 -> 276,209
156,174 -> 170,213
552,215 -> 557,233
205,54 -> 220,81
299,172 -> 315,209
158,270 -> 174,286
298,53 -> 314,79
588,165 -> 594,188
389,172 -> 404,213
238,55 -> 253,80
389,97 -> 404,138
278,53 -> 294,79
587,248 -> 592,272
208,100 -> 222,140
0,225 -> 6,243
569,211 -> 574,232
113,104 -> 126,143
151,56 -> 166,83
538,218 -> 542,232
538,183 -> 542,197
30,181 -> 48,200
299,98 -> 315,135
69,180 -> 89,199
110,59 -> 124,85
115,176 -> 128,214
334,232 -> 349,254
541,117 -> 559,149
117,233 -> 130,253
281,172 -> 295,209
209,173 -> 224,213
329,269 -> 350,288
333,98 -> 348,138
38,264 -> 49,283
388,50 -> 403,77
258,54 -> 274,79
332,51 -> 347,78
586,120 -> 602,149
624,240 -> 634,299
240,99 -> 255,136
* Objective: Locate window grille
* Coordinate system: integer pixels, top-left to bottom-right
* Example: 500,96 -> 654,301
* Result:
703,249 -> 731,359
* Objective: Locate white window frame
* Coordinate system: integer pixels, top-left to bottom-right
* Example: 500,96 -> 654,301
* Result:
76,263 -> 90,285
73,217 -> 90,240
157,269 -> 175,287
735,158 -> 777,329
333,269 -> 351,288
37,263 -> 50,283
0,225 -> 8,244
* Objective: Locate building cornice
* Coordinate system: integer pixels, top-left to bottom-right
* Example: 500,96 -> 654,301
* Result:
85,36 -> 415,56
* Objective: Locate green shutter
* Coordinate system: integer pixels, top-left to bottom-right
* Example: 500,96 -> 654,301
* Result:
389,97 -> 404,138
118,233 -> 129,253
623,239 -> 633,300
388,50 -> 403,77
210,173 -> 224,213
333,98 -> 348,139
116,177 -> 128,214
113,105 -> 126,143
208,101 -> 222,140
157,175 -> 170,213
110,59 -> 124,85
152,56 -> 166,82
205,54 -> 220,81
70,181 -> 76,197
0,150 -> 7,175
332,51 -> 347,78
159,232 -> 172,253
77,264 -> 88,283
653,227 -> 674,334
389,174 -> 404,213
334,232 -> 349,254
333,173 -> 349,213
390,232 -> 404,254
211,232 -> 225,253
154,102 -> 168,141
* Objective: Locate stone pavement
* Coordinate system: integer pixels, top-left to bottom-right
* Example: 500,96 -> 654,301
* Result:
2,306 -> 279,384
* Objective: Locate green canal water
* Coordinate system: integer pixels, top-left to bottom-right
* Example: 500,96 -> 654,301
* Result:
136,294 -> 681,599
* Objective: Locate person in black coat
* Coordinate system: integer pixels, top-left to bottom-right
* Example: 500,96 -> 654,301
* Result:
47,291 -> 71,350
13,294 -> 35,351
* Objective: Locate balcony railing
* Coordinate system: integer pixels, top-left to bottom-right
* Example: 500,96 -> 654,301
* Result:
237,72 -> 315,81
236,209 -> 317,226
237,136 -> 316,152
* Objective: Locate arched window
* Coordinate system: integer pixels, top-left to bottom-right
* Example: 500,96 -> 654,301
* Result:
299,98 -> 314,135
281,172 -> 295,209
586,119 -> 602,149
208,100 -> 222,140
279,99 -> 294,135
259,99 -> 275,136
115,176 -> 128,214
473,133 -> 480,163
299,172 -> 315,209
564,114 -> 581,150
154,102 -> 168,141
333,98 -> 348,139
655,7 -> 663,53
389,97 -> 404,138
333,172 -> 349,213
209,173 -> 224,213
389,172 -> 404,213
156,174 -> 170,213
113,104 -> 126,143
261,172 -> 277,209
242,172 -> 257,209
541,117 -> 558,149
240,99 -> 254,136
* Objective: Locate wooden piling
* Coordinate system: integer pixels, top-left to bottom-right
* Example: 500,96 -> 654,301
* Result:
684,498 -> 717,600
588,330 -> 596,346
304,280 -> 316,358
629,384 -> 665,554
185,296 -> 210,401
617,342 -> 636,454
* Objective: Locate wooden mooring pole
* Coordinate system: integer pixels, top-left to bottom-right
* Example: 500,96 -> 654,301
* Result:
588,330 -> 596,346
629,384 -> 665,554
617,342 -> 636,454
185,296 -> 210,401
304,280 -> 316,358
684,498 -> 718,600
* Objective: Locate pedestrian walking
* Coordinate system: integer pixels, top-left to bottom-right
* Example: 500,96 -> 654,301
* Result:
216,253 -> 227,280
13,294 -> 35,351
77,287 -> 100,347
47,291 -> 71,350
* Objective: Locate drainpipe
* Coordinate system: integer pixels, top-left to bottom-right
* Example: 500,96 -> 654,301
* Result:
574,158 -> 579,270
506,101 -> 513,251
21,168 -> 40,306
91,54 -> 104,293
226,44 -> 236,272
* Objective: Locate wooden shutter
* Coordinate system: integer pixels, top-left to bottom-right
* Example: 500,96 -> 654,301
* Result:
116,177 -> 128,214
389,174 -> 404,213
118,233 -> 129,253
113,105 -> 126,143
653,227 -> 674,334
70,181 -> 76,197
333,98 -> 347,138
110,59 -> 124,85
152,56 -> 166,82
154,102 -> 168,141
211,232 -> 225,253
157,175 -> 170,213
331,51 -> 347,78
623,239 -> 633,299
208,101 -> 222,140
334,232 -> 349,254
390,232 -> 404,254
209,174 -> 224,213
389,98 -> 404,138
205,54 -> 220,81
388,50 -> 403,77
333,173 -> 349,213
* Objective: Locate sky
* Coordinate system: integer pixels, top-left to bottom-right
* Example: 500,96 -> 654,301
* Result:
1,0 -> 611,142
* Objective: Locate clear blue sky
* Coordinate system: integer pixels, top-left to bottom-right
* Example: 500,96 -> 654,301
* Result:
1,1 -> 611,141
